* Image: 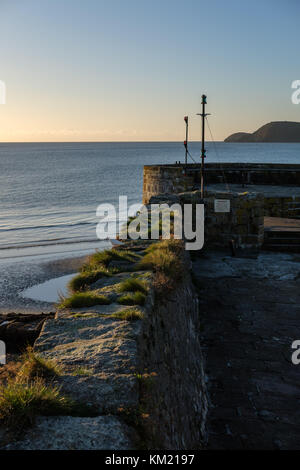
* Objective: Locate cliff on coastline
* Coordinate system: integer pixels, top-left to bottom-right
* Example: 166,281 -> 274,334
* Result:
225,121 -> 300,142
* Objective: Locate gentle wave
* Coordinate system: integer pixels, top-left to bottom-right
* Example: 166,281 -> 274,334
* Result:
0,220 -> 95,233
0,236 -> 100,250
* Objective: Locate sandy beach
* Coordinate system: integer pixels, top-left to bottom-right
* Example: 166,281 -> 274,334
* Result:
0,241 -> 110,314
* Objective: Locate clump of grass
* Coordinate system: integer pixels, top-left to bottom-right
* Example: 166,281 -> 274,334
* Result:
87,249 -> 139,270
70,367 -> 94,376
69,249 -> 140,292
0,378 -> 92,430
0,360 -> 22,385
118,276 -> 148,295
111,308 -> 144,321
145,238 -> 183,255
137,240 -> 185,298
17,347 -> 60,382
68,268 -> 112,292
72,313 -> 99,319
153,271 -> 174,297
138,248 -> 183,281
118,291 -> 146,306
86,249 -> 115,269
59,292 -> 111,309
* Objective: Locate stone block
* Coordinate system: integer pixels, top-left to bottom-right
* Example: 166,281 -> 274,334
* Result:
3,416 -> 133,450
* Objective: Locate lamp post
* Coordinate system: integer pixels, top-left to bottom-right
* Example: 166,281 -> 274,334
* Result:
184,116 -> 188,172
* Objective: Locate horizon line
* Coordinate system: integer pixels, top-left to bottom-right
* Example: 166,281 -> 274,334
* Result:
0,139 -> 221,144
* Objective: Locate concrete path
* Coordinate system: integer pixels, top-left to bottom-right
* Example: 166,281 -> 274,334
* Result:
193,251 -> 300,449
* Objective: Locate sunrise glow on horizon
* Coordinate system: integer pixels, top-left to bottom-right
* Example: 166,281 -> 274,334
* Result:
0,0 -> 299,143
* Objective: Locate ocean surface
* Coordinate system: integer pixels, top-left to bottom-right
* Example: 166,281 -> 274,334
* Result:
0,141 -> 299,258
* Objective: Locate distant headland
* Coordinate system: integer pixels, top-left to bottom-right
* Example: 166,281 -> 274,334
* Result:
224,121 -> 300,143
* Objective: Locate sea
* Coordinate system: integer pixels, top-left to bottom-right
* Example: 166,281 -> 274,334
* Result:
0,141 -> 299,260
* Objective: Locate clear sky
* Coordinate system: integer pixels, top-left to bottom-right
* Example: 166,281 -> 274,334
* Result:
0,0 -> 299,142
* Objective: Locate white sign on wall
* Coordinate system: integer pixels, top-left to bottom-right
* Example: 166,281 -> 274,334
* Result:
214,199 -> 230,213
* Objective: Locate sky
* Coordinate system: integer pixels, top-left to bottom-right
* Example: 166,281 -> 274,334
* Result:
0,0 -> 299,142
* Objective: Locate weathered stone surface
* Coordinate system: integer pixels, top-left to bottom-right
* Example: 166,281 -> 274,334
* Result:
3,416 -> 134,450
144,163 -> 300,205
108,260 -> 135,271
35,314 -> 141,411
191,250 -> 300,281
89,272 -> 130,290
193,250 -> 300,449
138,267 -> 208,449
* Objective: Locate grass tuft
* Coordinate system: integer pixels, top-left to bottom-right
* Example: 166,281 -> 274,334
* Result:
86,249 -> 139,270
118,276 -> 148,295
70,367 -> 94,376
59,292 -> 111,309
68,248 -> 140,292
145,238 -> 183,255
137,240 -> 185,297
137,248 -> 183,281
86,249 -> 114,269
117,291 -> 146,306
68,269 -> 112,292
0,378 -> 96,431
111,308 -> 144,321
17,347 -> 60,382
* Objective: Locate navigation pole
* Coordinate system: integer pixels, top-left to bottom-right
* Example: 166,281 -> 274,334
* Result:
197,94 -> 209,198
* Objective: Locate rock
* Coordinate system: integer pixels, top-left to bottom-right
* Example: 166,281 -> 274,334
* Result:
2,416 -> 134,450
0,313 -> 54,352
109,260 -> 135,271
89,273 -> 128,290
35,314 -> 141,412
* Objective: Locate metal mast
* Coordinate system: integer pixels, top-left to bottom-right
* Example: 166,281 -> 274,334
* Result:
197,94 -> 209,198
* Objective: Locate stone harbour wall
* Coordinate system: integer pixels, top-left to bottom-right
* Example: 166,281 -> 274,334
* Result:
149,190 -> 265,250
143,164 -> 194,205
138,265 -> 208,449
202,191 -> 264,249
143,163 -> 300,205
204,163 -> 300,186
1,247 -> 208,450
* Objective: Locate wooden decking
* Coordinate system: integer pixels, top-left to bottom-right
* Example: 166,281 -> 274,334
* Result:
264,217 -> 300,253
264,217 -> 300,232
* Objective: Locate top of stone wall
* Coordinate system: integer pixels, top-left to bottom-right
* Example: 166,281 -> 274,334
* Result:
144,163 -> 300,170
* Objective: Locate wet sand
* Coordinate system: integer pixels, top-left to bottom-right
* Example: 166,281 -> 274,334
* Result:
0,238 -> 112,314
0,254 -> 88,314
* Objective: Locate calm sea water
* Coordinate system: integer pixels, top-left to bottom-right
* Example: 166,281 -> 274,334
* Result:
0,141 -> 299,254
